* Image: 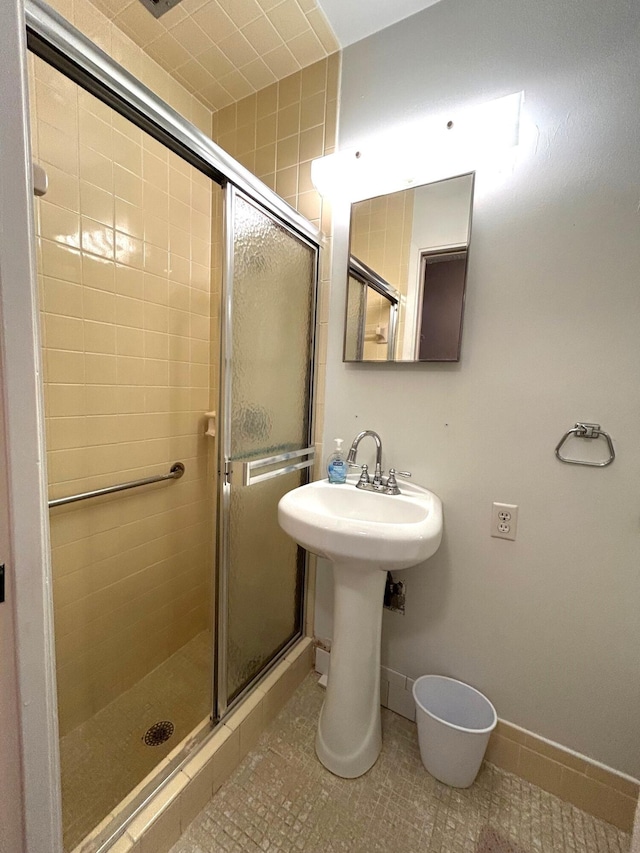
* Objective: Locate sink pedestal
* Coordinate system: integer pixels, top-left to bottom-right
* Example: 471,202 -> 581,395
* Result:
316,561 -> 388,778
277,476 -> 443,779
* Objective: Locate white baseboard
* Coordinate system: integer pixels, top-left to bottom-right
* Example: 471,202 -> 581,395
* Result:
315,647 -> 330,677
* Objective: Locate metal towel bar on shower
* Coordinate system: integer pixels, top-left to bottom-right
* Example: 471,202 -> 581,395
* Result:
48,462 -> 185,508
227,447 -> 315,487
554,423 -> 615,467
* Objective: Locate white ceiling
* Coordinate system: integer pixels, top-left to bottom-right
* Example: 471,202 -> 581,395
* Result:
316,0 -> 444,47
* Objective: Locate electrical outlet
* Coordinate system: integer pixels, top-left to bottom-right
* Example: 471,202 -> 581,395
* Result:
491,502 -> 518,541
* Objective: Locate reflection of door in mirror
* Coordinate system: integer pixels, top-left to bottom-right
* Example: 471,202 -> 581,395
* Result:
417,248 -> 468,360
343,173 -> 474,363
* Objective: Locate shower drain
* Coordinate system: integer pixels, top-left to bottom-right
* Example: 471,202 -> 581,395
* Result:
143,720 -> 174,747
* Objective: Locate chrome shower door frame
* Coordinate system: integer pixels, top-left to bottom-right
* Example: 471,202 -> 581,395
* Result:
215,183 -> 319,721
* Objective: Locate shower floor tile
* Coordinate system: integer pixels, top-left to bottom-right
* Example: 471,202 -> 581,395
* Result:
170,673 -> 630,853
61,631 -> 212,852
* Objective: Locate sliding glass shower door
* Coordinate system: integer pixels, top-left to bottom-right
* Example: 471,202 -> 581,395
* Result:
28,52 -> 220,850
217,187 -> 317,712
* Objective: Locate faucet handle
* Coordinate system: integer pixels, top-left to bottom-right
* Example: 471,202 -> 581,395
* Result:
385,468 -> 411,495
350,462 -> 370,486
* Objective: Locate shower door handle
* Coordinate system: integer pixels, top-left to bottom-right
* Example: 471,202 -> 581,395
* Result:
227,446 -> 315,487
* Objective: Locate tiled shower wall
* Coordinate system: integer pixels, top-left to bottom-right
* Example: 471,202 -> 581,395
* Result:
28,0 -> 219,735
212,55 -> 338,222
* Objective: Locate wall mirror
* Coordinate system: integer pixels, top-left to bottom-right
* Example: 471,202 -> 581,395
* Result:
343,172 -> 475,362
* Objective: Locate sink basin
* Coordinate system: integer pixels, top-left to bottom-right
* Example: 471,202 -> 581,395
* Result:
278,478 -> 442,569
278,476 -> 443,779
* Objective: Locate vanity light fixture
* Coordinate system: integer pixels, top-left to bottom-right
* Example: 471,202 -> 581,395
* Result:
311,92 -> 523,202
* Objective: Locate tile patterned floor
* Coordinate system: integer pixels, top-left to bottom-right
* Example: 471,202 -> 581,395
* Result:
170,674 -> 630,853
61,631 -> 212,851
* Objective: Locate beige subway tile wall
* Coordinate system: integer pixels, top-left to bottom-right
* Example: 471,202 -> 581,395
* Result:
29,39 -> 218,735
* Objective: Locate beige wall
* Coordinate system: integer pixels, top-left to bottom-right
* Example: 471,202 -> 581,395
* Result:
29,0 -> 219,736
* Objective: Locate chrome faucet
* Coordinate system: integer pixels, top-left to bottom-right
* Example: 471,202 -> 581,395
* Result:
346,430 -> 412,494
346,430 -> 384,486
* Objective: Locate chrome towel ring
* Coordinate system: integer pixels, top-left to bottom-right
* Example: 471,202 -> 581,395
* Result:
555,423 -> 615,467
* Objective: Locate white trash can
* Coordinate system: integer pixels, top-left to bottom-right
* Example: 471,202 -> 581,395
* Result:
412,675 -> 497,788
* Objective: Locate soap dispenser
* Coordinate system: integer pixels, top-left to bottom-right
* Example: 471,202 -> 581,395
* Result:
327,438 -> 347,484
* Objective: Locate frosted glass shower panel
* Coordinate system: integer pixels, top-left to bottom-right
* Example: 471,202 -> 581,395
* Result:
230,195 -> 315,461
228,469 -> 304,697
224,190 -> 316,702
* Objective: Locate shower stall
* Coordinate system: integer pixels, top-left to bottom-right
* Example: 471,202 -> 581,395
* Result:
23,1 -> 320,849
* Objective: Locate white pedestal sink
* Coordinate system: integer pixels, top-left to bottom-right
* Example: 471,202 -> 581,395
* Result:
278,478 -> 443,778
